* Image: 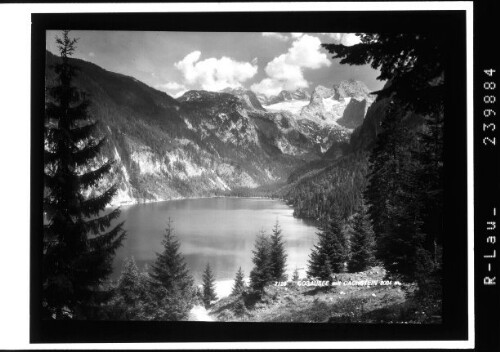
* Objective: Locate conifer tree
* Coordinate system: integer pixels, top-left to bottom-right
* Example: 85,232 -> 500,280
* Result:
348,203 -> 376,273
148,219 -> 194,320
363,106 -> 429,282
323,34 -> 444,287
43,30 -> 125,319
116,257 -> 145,304
415,112 -> 444,267
249,230 -> 272,293
292,267 -> 300,281
307,207 -> 348,280
201,263 -> 218,308
269,220 -> 287,281
322,33 -> 444,116
150,219 -> 193,291
231,267 -> 246,296
307,241 -> 334,281
323,34 -> 445,289
107,257 -> 149,320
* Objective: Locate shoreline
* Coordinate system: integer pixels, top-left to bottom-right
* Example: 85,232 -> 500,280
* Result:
108,194 -> 277,209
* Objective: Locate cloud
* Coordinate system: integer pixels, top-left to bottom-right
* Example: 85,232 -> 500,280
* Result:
262,32 -> 289,41
261,32 -> 303,42
174,51 -> 258,92
323,33 -> 361,46
251,34 -> 331,96
155,81 -> 187,97
88,52 -> 95,57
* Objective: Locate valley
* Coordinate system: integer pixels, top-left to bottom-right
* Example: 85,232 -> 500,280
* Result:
42,30 -> 446,324
45,51 -> 375,208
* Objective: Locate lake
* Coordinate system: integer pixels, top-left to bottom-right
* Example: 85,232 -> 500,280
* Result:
112,197 -> 319,296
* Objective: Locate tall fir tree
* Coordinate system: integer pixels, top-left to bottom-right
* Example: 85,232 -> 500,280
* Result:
348,202 -> 376,273
307,206 -> 348,280
231,267 -> 246,296
269,220 -> 287,281
249,230 -> 272,293
43,30 -> 125,319
364,105 -> 428,282
415,112 -> 444,268
323,34 -> 444,286
201,263 -> 218,308
307,239 -> 332,280
148,219 -> 195,320
106,257 -> 149,320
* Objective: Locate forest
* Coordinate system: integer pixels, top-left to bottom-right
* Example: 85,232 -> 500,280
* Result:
42,31 -> 443,322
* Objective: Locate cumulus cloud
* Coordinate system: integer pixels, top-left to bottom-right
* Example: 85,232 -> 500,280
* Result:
251,34 -> 331,96
155,81 -> 187,97
174,51 -> 258,92
323,33 -> 361,46
262,32 -> 289,41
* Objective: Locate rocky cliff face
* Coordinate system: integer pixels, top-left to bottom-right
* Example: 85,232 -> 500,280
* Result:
300,81 -> 374,127
45,52 -> 322,206
262,88 -> 311,105
260,81 -> 375,154
337,98 -> 368,129
221,87 -> 266,111
333,79 -> 373,101
45,51 -> 381,206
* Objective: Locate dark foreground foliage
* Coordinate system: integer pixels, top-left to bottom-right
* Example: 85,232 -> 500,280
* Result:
105,222 -> 195,321
43,30 -> 125,319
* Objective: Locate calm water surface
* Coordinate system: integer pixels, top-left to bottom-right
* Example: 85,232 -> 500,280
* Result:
113,197 -> 319,284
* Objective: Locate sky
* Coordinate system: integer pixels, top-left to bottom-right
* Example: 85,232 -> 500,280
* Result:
46,31 -> 385,98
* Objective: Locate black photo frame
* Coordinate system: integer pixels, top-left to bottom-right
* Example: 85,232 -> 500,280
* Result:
31,8 -> 469,345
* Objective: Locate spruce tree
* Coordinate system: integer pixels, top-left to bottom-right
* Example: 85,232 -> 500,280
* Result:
323,33 -> 444,286
231,267 -> 246,296
348,203 -> 376,273
148,219 -> 194,320
201,263 -> 218,308
107,257 -> 149,320
269,220 -> 287,281
249,230 -> 272,293
416,112 -> 444,267
292,267 -> 300,281
307,207 -> 348,279
363,106 -> 428,282
307,239 -> 330,280
43,30 -> 125,319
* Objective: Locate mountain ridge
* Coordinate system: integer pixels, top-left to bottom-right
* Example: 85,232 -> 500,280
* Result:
45,51 -> 378,207
45,51 -> 322,205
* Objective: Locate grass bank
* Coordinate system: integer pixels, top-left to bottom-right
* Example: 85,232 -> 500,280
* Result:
209,266 -> 441,323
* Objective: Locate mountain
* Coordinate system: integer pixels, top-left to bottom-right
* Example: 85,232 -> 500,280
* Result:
337,98 -> 368,129
277,80 -> 427,224
332,79 -> 372,101
45,51 -> 329,206
300,85 -> 342,124
265,88 -> 311,105
261,81 -> 373,129
300,81 -> 374,127
221,87 -> 266,111
259,80 -> 375,154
